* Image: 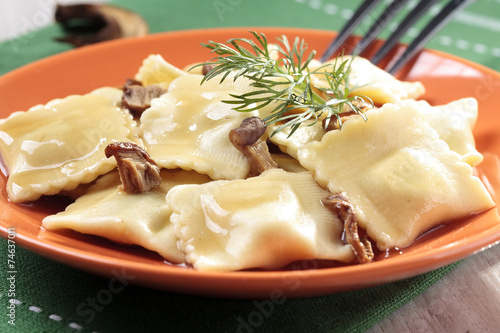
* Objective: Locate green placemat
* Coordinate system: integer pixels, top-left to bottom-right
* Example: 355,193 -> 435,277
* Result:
0,0 -> 497,332
0,239 -> 460,333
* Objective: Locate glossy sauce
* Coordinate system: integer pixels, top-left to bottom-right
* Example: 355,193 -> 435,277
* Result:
0,88 -> 141,203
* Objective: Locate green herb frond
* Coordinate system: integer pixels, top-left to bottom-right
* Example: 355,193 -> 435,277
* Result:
192,31 -> 372,137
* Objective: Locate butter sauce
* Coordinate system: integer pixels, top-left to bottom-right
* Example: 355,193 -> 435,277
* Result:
0,87 -> 142,203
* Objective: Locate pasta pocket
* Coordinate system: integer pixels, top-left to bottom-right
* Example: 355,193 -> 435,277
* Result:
42,169 -> 211,263
297,100 -> 495,250
266,119 -> 326,160
0,87 -> 141,203
167,169 -> 355,271
309,56 -> 425,104
134,54 -> 187,89
427,97 -> 482,166
140,74 -> 263,180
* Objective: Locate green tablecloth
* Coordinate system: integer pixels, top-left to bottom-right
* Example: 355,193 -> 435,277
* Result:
0,0 -> 498,332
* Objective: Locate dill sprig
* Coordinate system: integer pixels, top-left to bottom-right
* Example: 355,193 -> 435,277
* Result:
194,31 -> 370,137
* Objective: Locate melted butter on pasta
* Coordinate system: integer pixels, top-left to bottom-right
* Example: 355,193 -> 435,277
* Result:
42,169 -> 212,263
428,98 -> 482,166
167,169 -> 354,271
134,54 -> 187,89
263,55 -> 425,159
297,100 -> 495,250
266,98 -> 482,167
266,119 -> 326,160
140,74 -> 263,180
271,153 -> 308,173
0,87 -> 142,203
309,56 -> 425,104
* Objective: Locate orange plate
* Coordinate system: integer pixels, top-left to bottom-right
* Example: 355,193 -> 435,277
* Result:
0,27 -> 500,299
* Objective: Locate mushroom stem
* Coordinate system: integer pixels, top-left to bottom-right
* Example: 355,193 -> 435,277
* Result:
322,193 -> 374,264
229,117 -> 278,177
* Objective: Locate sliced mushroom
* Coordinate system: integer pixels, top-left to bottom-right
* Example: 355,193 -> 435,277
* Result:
321,193 -> 374,264
105,142 -> 161,194
122,79 -> 168,116
202,64 -> 216,75
229,117 -> 278,177
55,4 -> 148,47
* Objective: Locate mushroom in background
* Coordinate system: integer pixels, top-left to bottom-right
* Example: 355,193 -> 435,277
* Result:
55,4 -> 148,47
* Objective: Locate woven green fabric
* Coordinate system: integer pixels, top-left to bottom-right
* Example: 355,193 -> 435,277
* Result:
0,0 -> 498,332
0,240 -> 460,333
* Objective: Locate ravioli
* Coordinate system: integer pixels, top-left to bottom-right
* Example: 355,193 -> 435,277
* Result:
134,54 -> 187,89
427,98 -> 482,166
297,100 -> 495,250
265,55 -> 426,158
271,153 -> 308,173
167,169 -> 355,271
42,169 -> 211,263
268,98 -> 482,169
140,74 -> 262,180
266,119 -> 326,159
309,56 -> 425,104
0,87 -> 142,203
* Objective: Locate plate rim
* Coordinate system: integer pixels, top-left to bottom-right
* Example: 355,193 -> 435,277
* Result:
1,26 -> 500,298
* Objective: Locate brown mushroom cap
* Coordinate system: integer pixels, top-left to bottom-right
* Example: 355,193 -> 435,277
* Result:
55,4 -> 148,47
105,142 -> 161,194
229,117 -> 278,177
